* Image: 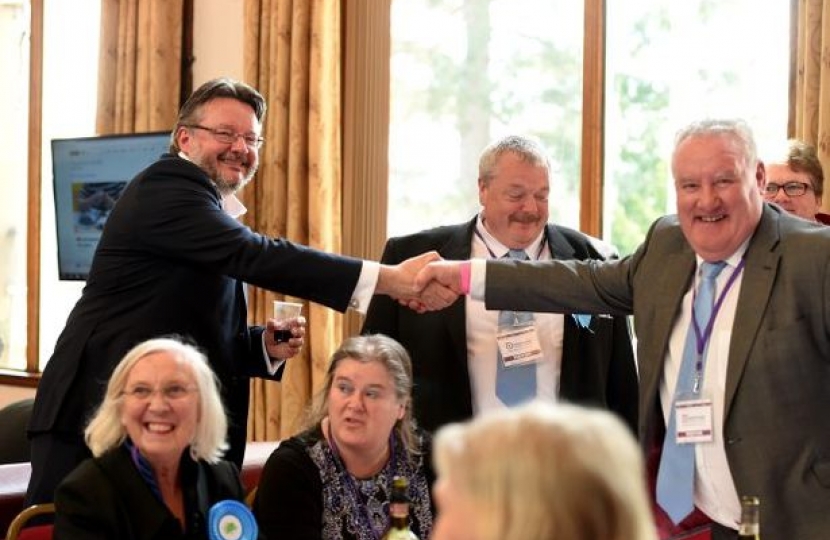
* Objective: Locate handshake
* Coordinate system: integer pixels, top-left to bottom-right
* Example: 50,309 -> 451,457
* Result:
376,251 -> 468,312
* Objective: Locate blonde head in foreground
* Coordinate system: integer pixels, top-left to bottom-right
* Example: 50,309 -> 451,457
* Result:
432,401 -> 656,540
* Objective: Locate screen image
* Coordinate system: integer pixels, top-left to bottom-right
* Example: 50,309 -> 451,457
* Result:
52,132 -> 170,280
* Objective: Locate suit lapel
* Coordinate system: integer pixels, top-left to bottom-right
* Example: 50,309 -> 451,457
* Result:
724,208 -> 780,418
640,248 -> 696,429
97,447 -> 175,540
547,225 -> 583,392
546,224 -> 576,261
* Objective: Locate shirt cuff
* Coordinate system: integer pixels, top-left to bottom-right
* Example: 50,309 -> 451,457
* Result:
348,260 -> 380,314
261,333 -> 285,376
470,259 -> 487,301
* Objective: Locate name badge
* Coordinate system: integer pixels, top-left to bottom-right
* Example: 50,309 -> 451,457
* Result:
674,398 -> 713,444
496,321 -> 543,368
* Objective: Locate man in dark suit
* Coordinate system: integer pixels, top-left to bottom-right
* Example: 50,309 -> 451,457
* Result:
26,77 -> 450,506
418,120 -> 830,540
363,135 -> 638,434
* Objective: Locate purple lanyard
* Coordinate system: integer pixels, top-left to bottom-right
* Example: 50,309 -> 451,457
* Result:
690,258 -> 746,394
473,223 -> 547,261
327,423 -> 397,540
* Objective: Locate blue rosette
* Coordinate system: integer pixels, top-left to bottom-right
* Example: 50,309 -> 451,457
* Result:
208,500 -> 258,540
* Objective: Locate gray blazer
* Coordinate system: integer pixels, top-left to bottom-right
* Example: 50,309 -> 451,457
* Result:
484,204 -> 830,540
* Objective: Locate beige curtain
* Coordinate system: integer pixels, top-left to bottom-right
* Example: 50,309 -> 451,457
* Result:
341,1 -> 392,337
243,0 -> 344,440
96,0 -> 183,133
794,0 -> 830,212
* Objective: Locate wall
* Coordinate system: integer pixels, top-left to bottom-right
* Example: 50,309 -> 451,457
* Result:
192,0 -> 244,86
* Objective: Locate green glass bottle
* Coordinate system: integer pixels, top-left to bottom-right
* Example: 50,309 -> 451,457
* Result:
381,476 -> 419,540
737,496 -> 760,540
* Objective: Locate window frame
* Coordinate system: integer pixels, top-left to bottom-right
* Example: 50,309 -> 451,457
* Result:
0,0 -> 41,386
1,0 -> 797,385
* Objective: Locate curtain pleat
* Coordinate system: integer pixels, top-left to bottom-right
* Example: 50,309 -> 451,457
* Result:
96,0 -> 183,134
243,0 -> 343,441
794,0 -> 830,211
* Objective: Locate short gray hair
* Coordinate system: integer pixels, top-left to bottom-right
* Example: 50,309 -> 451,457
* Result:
673,118 -> 757,168
478,135 -> 551,187
84,337 -> 229,463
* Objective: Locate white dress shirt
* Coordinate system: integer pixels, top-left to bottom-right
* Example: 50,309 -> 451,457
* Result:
467,216 -> 564,414
661,244 -> 748,529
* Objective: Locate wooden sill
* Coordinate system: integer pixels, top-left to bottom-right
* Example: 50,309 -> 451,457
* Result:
0,370 -> 41,388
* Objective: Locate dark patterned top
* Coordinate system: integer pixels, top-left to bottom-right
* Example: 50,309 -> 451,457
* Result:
253,425 -> 434,540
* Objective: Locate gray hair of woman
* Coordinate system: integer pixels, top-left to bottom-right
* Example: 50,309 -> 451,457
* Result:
305,334 -> 420,457
434,401 -> 656,540
84,337 -> 229,462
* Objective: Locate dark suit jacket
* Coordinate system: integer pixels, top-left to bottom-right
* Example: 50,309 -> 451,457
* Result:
485,204 -> 830,540
30,155 -> 363,466
54,446 -> 245,540
362,217 -> 638,433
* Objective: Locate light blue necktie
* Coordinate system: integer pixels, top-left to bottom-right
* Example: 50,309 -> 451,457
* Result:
495,249 -> 537,406
656,260 -> 726,524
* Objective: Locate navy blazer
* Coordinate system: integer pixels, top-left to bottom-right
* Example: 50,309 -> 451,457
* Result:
30,155 -> 363,467
362,217 -> 638,434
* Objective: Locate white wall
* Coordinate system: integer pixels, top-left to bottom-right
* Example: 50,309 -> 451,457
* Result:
192,0 -> 244,86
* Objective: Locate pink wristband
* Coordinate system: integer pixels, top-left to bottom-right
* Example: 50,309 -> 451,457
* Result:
459,261 -> 472,295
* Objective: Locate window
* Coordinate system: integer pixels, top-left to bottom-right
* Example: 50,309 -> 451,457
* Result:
389,0 -> 584,237
0,0 -> 99,375
389,0 -> 790,254
38,0 -> 100,368
0,0 -> 31,370
603,0 -> 790,255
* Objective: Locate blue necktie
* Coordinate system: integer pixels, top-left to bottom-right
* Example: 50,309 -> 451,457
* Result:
656,260 -> 726,524
495,249 -> 537,406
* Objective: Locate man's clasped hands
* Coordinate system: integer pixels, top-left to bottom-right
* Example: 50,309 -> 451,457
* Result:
378,251 -> 474,313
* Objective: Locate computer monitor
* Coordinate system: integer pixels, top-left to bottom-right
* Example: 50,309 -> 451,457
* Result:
51,132 -> 170,280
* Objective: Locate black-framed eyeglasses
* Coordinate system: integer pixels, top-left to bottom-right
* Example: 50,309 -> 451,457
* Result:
185,124 -> 264,149
763,181 -> 813,197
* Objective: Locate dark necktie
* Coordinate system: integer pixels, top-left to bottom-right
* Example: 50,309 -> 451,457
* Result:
494,249 -> 537,406
656,260 -> 727,523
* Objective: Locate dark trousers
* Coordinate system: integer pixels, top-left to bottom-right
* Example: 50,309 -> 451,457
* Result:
711,522 -> 738,540
25,432 -> 91,506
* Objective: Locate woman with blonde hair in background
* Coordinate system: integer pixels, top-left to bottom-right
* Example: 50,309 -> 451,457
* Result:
431,401 -> 656,540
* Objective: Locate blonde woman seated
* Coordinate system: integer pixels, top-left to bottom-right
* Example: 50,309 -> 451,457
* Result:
431,401 -> 656,540
253,334 -> 434,539
54,337 -> 248,539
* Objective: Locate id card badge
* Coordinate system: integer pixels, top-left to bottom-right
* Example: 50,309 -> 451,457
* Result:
496,321 -> 543,368
674,396 -> 714,444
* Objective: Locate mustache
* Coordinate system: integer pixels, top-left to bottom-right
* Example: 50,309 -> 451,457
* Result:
219,149 -> 253,168
509,212 -> 541,224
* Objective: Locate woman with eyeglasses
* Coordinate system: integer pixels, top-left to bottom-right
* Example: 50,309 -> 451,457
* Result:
762,139 -> 830,224
53,337 -> 252,539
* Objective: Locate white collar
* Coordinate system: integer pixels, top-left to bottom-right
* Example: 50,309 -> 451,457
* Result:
475,213 -> 545,259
